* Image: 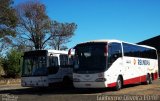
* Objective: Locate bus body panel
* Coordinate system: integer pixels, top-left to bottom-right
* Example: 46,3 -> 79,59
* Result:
21,76 -> 48,87
73,72 -> 107,88
73,81 -> 107,88
48,68 -> 73,83
47,51 -> 73,85
21,50 -> 73,87
73,40 -> 158,88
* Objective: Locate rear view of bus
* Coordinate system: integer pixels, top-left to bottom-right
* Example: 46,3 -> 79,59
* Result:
72,40 -> 158,90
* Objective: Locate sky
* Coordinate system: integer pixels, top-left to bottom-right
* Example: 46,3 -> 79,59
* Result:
14,0 -> 160,49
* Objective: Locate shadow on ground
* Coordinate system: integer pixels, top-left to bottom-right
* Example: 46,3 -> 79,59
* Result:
0,83 -> 143,96
0,84 -> 142,95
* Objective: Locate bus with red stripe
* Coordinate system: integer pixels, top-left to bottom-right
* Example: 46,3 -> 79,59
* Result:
70,40 -> 158,90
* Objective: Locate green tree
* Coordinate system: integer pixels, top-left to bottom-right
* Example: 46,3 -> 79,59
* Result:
16,0 -> 51,50
0,0 -> 18,52
0,56 -> 5,77
3,49 -> 22,78
49,21 -> 77,50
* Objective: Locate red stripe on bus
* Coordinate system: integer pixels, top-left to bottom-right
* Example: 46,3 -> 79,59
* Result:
123,75 -> 146,85
107,72 -> 158,88
107,82 -> 116,87
153,72 -> 158,80
108,75 -> 146,87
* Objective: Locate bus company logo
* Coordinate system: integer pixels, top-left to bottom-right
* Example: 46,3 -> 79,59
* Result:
133,59 -> 136,65
138,59 -> 150,65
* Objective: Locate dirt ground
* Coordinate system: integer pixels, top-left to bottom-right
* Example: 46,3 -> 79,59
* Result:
0,79 -> 160,101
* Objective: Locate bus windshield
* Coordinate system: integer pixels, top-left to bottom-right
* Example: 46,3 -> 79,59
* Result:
74,43 -> 107,73
22,51 -> 47,76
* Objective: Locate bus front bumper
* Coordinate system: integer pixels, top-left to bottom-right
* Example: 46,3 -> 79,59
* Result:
73,82 -> 107,88
21,77 -> 48,87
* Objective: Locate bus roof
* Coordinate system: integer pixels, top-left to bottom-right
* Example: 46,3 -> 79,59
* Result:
77,39 -> 157,50
90,39 -> 121,43
47,50 -> 68,54
138,45 -> 156,50
24,50 -> 68,54
78,39 -> 121,44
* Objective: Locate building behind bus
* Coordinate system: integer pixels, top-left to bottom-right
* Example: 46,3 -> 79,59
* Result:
138,35 -> 160,77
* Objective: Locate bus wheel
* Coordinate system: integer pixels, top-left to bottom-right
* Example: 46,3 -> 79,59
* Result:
115,76 -> 123,91
63,77 -> 73,88
146,74 -> 152,84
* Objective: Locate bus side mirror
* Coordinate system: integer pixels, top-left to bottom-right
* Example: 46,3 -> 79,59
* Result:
50,54 -> 53,56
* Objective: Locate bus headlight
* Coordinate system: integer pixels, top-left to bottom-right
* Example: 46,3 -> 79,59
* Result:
73,78 -> 80,82
95,78 -> 106,82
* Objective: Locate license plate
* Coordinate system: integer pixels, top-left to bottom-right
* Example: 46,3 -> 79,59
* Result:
85,84 -> 91,86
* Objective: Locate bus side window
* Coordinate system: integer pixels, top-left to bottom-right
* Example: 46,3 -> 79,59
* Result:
48,56 -> 59,74
49,56 -> 58,66
60,54 -> 68,68
69,56 -> 74,68
108,43 -> 122,67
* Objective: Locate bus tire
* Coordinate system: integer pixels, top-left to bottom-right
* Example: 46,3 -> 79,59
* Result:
150,75 -> 153,84
63,77 -> 73,88
146,74 -> 152,85
115,76 -> 123,91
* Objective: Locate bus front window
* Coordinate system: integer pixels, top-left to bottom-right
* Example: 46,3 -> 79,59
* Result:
22,56 -> 47,76
74,43 -> 107,73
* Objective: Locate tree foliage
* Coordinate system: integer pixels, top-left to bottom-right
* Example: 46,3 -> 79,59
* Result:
0,0 -> 78,78
2,49 -> 22,78
16,0 -> 51,50
49,21 -> 77,50
0,56 -> 5,77
0,0 -> 17,36
12,36 -> 34,52
0,0 -> 18,52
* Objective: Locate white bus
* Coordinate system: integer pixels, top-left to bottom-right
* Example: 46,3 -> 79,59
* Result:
71,40 -> 159,90
21,50 -> 73,87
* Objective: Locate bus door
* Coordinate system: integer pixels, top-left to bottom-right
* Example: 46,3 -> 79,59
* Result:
48,53 -> 62,83
108,43 -> 123,82
59,54 -> 72,79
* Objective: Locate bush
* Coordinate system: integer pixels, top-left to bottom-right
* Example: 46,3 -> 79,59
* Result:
0,66 -> 5,77
0,57 -> 5,78
3,49 -> 23,78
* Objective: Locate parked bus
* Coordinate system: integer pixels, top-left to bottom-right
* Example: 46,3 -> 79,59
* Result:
21,50 -> 73,87
70,40 -> 158,90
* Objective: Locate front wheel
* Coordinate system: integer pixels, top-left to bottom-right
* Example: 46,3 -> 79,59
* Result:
146,74 -> 152,84
115,77 -> 123,91
63,77 -> 73,88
